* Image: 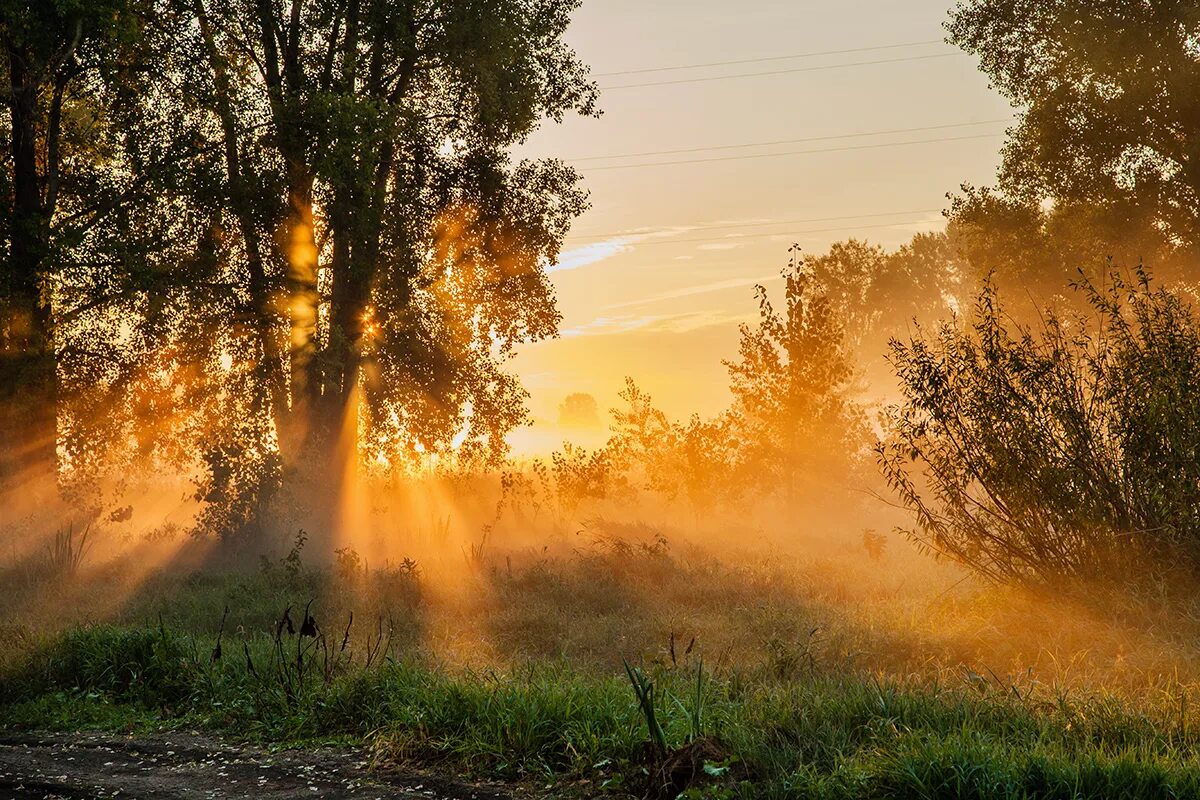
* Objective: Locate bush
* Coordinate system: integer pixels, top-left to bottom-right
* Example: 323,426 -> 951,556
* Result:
879,269 -> 1200,584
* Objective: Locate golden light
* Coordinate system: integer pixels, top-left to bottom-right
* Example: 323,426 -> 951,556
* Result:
361,306 -> 380,340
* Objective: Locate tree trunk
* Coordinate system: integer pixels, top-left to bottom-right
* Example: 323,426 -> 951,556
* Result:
1,44 -> 57,493
255,0 -> 323,470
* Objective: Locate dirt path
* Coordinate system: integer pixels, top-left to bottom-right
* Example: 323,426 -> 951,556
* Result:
0,731 -> 514,799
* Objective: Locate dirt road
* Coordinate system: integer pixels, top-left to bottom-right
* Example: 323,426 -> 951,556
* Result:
0,731 -> 513,799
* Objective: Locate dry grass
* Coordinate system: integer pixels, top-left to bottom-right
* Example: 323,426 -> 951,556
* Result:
4,515 -> 1200,704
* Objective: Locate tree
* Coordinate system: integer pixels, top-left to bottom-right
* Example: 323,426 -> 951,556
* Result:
0,0 -> 598,541
194,0 -> 598,481
603,379 -> 743,520
724,247 -> 869,508
559,392 -> 600,428
0,0 -> 144,493
804,234 -> 959,355
946,0 -> 1200,289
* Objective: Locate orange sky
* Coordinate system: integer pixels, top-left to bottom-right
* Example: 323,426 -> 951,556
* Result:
508,1 -> 1014,455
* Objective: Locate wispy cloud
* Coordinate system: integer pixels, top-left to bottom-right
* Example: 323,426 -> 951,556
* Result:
560,309 -> 752,338
548,226 -> 696,274
604,273 -> 783,311
547,237 -> 636,274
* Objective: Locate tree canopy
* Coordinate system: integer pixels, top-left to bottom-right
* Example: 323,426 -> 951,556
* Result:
947,0 -> 1200,288
1,0 -> 598,535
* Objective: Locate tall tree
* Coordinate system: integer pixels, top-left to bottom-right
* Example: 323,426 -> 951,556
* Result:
59,0 -> 598,537
0,0 -> 140,493
233,0 -> 599,476
947,0 -> 1200,288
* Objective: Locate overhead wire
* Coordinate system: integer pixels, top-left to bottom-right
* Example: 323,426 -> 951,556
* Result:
594,39 -> 947,77
566,119 -> 1013,162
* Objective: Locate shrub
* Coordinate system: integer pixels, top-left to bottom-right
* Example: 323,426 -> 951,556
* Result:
879,269 -> 1200,584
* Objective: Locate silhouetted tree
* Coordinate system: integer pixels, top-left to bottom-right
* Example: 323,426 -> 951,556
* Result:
2,0 -> 598,540
0,0 -> 145,492
881,269 -> 1200,584
947,0 -> 1199,290
559,392 -> 600,428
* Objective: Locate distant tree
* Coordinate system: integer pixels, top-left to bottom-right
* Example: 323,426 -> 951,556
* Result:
724,246 -> 869,508
946,0 -> 1200,289
805,234 -> 959,354
803,240 -> 884,351
874,232 -> 962,328
559,392 -> 600,429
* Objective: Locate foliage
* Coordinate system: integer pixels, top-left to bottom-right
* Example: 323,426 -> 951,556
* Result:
2,0 -> 600,535
724,247 -> 870,506
494,248 -> 873,524
803,235 -> 959,353
880,269 -> 1200,583
607,379 -> 744,514
945,0 -> 1199,291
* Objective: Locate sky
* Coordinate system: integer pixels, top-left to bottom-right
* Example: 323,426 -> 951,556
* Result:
507,0 -> 1015,454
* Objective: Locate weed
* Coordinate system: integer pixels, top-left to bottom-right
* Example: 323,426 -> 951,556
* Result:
45,524 -> 91,577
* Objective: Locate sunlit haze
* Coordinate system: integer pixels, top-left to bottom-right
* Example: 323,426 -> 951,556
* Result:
510,0 -> 1012,454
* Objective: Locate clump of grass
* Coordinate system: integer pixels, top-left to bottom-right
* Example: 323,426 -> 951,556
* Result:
624,657 -> 668,756
46,524 -> 91,577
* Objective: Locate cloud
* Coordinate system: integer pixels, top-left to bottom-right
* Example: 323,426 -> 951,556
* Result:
560,309 -> 751,338
604,273 -> 783,311
697,242 -> 742,251
548,226 -> 696,274
548,237 -> 637,274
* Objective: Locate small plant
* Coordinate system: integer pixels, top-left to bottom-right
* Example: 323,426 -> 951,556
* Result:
262,529 -> 309,580
334,547 -> 364,582
464,533 -> 488,572
283,529 -> 307,578
46,524 -> 92,577
671,660 -> 707,743
623,657 -> 668,756
861,529 -> 886,561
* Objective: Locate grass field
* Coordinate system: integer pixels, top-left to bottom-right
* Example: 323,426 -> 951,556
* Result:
4,521 -> 1200,798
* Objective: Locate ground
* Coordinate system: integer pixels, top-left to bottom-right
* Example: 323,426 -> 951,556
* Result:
0,731 -> 513,800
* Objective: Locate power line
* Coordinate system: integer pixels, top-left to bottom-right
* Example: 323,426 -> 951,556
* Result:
565,208 -> 944,242
565,219 -> 945,250
580,132 -> 1003,171
594,39 -> 947,77
600,53 -> 959,90
568,119 -> 1013,162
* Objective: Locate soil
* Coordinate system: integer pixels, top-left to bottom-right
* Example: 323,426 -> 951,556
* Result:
0,731 -> 516,800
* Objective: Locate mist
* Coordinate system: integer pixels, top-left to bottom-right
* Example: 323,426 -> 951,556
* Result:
5,0 -> 1200,797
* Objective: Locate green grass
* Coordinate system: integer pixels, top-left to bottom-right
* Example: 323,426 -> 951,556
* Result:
7,530 -> 1200,797
5,624 -> 1200,798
